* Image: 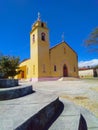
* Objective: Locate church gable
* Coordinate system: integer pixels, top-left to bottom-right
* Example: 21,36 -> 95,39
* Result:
49,42 -> 77,57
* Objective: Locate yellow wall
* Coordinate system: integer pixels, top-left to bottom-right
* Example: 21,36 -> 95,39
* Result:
17,65 -> 26,79
30,21 -> 50,78
38,28 -> 50,78
50,42 -> 78,77
17,59 -> 33,79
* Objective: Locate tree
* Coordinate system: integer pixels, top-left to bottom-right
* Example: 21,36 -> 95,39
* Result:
94,64 -> 98,69
0,55 -> 20,78
84,27 -> 98,52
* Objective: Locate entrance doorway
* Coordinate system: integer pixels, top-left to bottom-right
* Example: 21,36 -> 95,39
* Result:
63,64 -> 68,77
21,71 -> 24,78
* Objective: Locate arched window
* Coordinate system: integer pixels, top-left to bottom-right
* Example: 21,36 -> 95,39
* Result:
64,47 -> 66,54
54,65 -> 56,71
33,34 -> 35,43
41,32 -> 45,41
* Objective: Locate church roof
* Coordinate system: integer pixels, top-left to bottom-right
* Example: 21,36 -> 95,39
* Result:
49,41 -> 77,55
20,58 -> 30,64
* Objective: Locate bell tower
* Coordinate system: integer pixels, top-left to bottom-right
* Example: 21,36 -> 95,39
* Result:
30,13 -> 50,78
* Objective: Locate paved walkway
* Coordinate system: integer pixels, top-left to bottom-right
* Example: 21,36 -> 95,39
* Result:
0,90 -> 57,130
32,78 -> 98,130
0,78 -> 98,130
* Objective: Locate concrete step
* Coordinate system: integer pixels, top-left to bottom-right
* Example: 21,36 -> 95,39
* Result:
0,91 -> 58,130
58,77 -> 80,81
0,85 -> 33,100
79,106 -> 98,130
49,98 -> 98,130
49,98 -> 80,130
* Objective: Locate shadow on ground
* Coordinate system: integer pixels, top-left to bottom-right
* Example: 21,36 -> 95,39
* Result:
15,98 -> 64,130
78,114 -> 88,130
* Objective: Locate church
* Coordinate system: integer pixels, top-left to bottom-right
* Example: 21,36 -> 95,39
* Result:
17,14 -> 78,81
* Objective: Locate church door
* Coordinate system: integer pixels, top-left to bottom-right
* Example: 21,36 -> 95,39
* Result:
63,65 -> 68,77
21,71 -> 24,78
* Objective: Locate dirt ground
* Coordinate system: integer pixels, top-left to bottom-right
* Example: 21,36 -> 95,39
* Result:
60,79 -> 98,117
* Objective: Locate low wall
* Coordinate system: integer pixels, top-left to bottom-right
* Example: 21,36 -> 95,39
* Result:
0,79 -> 18,88
0,85 -> 33,100
15,98 -> 64,130
79,69 -> 98,78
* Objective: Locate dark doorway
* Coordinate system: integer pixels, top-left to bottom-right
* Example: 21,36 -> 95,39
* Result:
63,64 -> 68,77
21,71 -> 24,78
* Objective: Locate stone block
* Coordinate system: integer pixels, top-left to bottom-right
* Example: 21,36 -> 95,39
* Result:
0,79 -> 18,88
0,85 -> 33,100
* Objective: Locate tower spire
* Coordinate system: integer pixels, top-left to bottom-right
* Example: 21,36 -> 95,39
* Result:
37,12 -> 41,21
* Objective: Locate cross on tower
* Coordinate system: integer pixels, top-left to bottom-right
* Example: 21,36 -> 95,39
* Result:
37,12 -> 41,21
62,32 -> 65,42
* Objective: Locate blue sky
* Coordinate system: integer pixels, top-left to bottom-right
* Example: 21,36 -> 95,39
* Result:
0,0 -> 98,66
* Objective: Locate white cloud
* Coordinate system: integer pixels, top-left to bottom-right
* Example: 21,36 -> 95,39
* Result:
78,59 -> 98,68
